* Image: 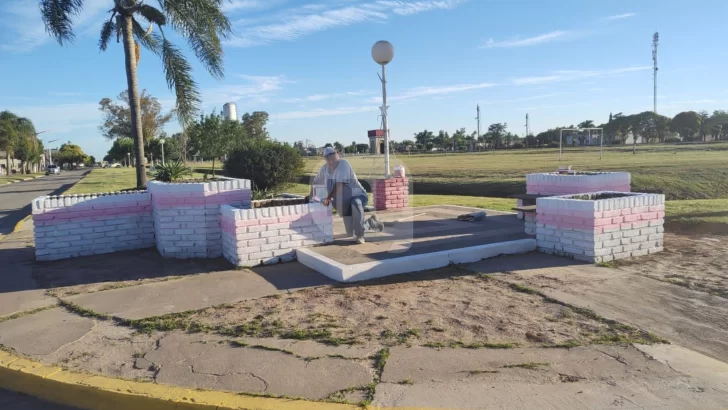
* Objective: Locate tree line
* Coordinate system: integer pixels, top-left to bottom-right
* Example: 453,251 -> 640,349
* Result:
0,110 -> 44,174
378,110 -> 728,153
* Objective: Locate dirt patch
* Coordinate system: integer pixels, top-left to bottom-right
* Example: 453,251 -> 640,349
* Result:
617,233 -> 728,298
141,267 -> 662,348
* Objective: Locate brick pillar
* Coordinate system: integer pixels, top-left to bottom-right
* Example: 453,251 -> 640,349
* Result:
373,177 -> 409,210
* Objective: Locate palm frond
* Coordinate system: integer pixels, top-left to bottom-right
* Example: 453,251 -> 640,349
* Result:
99,19 -> 115,51
138,4 -> 167,26
161,39 -> 200,127
157,0 -> 232,79
132,18 -> 161,54
40,0 -> 84,45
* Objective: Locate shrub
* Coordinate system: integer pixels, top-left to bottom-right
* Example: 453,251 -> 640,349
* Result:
153,160 -> 192,182
664,137 -> 681,143
224,140 -> 304,192
511,142 -> 524,149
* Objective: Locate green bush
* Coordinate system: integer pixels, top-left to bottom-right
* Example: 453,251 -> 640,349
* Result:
153,160 -> 192,182
224,140 -> 304,192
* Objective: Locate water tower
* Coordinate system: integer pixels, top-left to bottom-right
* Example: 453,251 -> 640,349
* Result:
223,102 -> 238,121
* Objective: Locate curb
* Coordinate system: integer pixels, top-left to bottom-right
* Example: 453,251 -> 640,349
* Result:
1,174 -> 46,185
0,350 -> 369,410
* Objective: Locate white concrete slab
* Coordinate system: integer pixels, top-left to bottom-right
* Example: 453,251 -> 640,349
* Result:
297,238 -> 537,283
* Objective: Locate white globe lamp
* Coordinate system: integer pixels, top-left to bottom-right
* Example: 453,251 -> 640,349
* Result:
371,40 -> 394,65
372,40 -> 394,177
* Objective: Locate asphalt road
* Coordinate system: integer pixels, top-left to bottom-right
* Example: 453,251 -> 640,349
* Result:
0,388 -> 78,409
0,170 -> 87,236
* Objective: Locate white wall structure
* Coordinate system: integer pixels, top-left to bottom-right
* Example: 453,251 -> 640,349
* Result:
32,192 -> 154,261
148,179 -> 252,259
527,172 -> 631,196
536,192 -> 665,263
221,203 -> 333,267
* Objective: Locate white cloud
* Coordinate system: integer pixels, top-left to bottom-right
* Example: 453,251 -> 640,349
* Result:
387,82 -> 497,102
222,0 -> 266,12
227,0 -> 461,47
202,74 -> 290,106
282,90 -> 376,103
512,66 -> 651,85
482,31 -> 568,49
272,106 -> 377,120
605,13 -> 636,21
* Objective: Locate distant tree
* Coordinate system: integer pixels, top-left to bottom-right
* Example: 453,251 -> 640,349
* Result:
86,155 -> 96,166
487,123 -> 507,148
241,111 -> 270,140
698,110 -> 710,142
451,128 -> 467,150
333,141 -> 344,152
99,90 -> 173,144
356,143 -> 369,154
414,129 -> 434,150
15,133 -> 43,173
104,137 -> 135,164
578,120 -> 595,129
670,111 -> 700,141
187,112 -> 235,176
57,142 -> 86,167
0,111 -> 35,173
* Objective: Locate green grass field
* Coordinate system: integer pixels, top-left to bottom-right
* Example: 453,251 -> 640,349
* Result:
68,144 -> 728,232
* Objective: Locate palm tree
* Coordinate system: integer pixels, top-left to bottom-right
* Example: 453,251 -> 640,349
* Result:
0,111 -> 36,175
40,0 -> 232,188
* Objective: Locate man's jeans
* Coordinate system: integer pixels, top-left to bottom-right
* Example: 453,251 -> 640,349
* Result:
338,194 -> 368,238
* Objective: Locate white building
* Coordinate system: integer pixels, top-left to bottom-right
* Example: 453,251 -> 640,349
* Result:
223,103 -> 238,121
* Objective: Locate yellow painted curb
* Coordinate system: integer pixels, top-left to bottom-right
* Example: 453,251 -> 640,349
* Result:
0,350 -> 357,410
0,350 -> 435,410
12,215 -> 30,234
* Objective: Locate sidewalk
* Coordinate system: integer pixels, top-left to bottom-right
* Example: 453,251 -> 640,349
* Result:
1,224 -> 728,409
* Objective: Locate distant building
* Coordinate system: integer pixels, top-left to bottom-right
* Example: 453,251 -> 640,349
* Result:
368,129 -> 385,154
223,103 -> 238,121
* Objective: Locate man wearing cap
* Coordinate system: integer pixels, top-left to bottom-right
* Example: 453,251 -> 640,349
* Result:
312,146 -> 380,244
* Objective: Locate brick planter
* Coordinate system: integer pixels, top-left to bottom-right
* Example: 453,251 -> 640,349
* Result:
527,171 -> 631,195
32,191 -> 154,261
373,177 -> 409,210
536,192 -> 664,263
220,203 -> 333,267
148,179 -> 252,259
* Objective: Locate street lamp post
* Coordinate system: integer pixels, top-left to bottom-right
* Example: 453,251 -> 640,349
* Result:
372,40 -> 394,178
160,139 -> 166,165
46,138 -> 60,167
127,152 -> 131,168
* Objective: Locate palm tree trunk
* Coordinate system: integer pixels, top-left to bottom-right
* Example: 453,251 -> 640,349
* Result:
121,14 -> 147,189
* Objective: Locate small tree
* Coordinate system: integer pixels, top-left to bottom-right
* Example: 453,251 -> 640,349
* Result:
57,142 -> 86,168
99,90 -> 173,143
187,112 -> 236,176
224,140 -> 304,193
670,111 -> 700,141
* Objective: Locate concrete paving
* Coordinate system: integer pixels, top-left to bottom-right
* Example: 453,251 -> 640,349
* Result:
319,205 -> 527,264
466,254 -> 728,363
0,170 -> 86,236
64,262 -> 334,319
0,308 -> 95,355
144,332 -> 374,399
373,344 -> 728,409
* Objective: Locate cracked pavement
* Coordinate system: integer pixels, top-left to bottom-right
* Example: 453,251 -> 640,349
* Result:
2,227 -> 728,408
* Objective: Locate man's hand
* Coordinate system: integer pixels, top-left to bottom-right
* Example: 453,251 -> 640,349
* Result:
322,198 -> 331,206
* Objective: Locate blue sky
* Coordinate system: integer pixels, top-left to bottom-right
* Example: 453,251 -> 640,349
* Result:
2,0 -> 728,159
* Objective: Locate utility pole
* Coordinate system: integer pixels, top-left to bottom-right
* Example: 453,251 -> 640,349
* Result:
475,104 -> 481,151
652,32 -> 659,114
525,113 -> 530,148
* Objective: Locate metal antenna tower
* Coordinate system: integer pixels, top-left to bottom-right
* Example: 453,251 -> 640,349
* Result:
475,104 -> 481,148
652,32 -> 659,114
525,113 -> 530,147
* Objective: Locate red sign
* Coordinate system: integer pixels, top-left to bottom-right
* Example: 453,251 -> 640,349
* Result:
368,129 -> 385,137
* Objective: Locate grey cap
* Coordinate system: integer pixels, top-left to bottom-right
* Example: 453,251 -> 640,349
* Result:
323,146 -> 336,157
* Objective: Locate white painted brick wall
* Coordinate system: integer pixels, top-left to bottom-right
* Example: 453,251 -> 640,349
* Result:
536,191 -> 665,263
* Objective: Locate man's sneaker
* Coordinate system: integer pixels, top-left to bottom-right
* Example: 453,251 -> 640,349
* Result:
367,214 -> 384,232
355,236 -> 366,244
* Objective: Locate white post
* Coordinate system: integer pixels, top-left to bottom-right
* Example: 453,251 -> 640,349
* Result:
160,140 -> 166,165
559,129 -> 563,161
381,64 -> 390,178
